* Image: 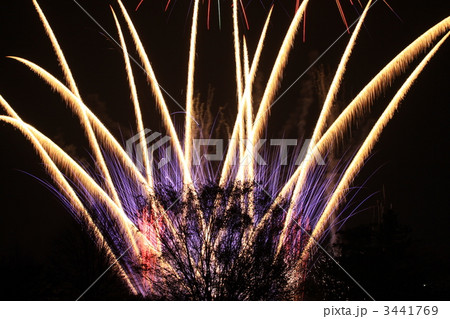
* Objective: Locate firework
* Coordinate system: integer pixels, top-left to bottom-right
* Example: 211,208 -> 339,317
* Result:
144,0 -> 372,32
0,0 -> 448,300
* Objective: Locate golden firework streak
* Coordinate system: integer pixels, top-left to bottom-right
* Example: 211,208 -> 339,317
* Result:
226,0 -> 309,186
250,16 -> 450,248
33,0 -> 123,208
116,0 -> 193,185
312,0 -> 373,143
276,0 -> 373,255
8,57 -> 182,254
243,39 -> 253,162
111,8 -> 153,188
242,38 -> 253,182
8,57 -> 149,188
4,56 -> 178,261
219,7 -> 273,186
0,110 -> 139,294
251,0 -> 310,144
232,0 -> 246,169
283,18 -> 450,221
300,31 -> 450,262
182,0 -> 205,237
184,0 -> 200,177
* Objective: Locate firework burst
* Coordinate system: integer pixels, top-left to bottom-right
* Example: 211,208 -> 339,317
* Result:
140,0 -> 381,33
0,0 -> 449,300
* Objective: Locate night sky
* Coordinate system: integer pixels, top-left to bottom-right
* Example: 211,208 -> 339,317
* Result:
0,0 -> 449,300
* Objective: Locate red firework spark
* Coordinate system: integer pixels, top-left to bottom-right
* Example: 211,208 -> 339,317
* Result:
135,0 -> 397,35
